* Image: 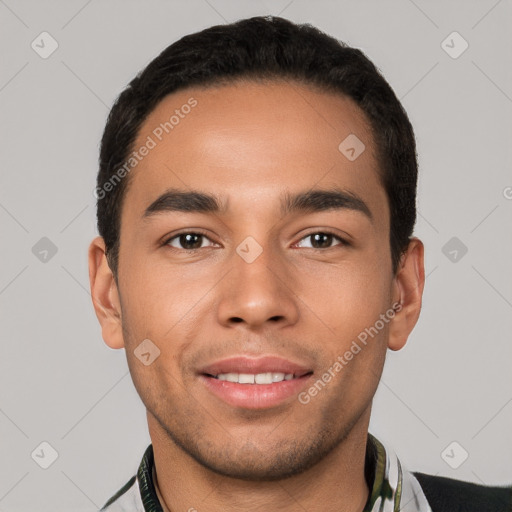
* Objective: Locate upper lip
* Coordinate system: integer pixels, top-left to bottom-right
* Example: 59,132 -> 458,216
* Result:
199,356 -> 313,377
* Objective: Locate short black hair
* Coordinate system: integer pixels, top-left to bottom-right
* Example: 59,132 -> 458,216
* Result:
96,15 -> 418,278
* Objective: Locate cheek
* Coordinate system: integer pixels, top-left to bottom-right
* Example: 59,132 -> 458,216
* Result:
299,255 -> 391,338
117,256 -> 211,382
125,348 -> 177,417
118,251 -> 206,335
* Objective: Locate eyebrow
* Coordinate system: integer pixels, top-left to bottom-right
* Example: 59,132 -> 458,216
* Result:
142,187 -> 372,221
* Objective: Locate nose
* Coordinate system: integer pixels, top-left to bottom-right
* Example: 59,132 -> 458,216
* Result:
216,241 -> 300,331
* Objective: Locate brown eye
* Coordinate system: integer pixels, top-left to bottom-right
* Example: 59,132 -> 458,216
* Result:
296,232 -> 347,249
166,232 -> 213,250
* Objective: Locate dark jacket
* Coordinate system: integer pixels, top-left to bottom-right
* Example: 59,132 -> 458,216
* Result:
414,472 -> 511,512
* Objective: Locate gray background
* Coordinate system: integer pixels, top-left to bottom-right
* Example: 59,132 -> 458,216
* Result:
1,0 -> 511,510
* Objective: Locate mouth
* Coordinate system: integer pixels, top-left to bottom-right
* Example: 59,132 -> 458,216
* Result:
198,356 -> 314,409
206,371 -> 308,384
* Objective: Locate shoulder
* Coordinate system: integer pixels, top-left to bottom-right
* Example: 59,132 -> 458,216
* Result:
413,472 -> 512,512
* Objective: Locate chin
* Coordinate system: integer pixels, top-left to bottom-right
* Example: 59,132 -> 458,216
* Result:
173,427 -> 344,482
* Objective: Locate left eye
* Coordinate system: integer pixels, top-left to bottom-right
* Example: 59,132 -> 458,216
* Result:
166,232 -> 216,250
295,232 -> 346,249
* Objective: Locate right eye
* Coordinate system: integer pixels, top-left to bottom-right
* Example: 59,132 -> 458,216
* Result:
164,232 -> 218,251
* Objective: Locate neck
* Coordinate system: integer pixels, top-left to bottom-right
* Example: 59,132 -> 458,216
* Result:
149,409 -> 371,512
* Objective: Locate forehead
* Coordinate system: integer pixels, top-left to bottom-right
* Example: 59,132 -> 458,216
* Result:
125,80 -> 387,223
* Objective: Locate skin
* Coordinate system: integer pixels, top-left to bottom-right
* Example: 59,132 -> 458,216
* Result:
89,80 -> 424,512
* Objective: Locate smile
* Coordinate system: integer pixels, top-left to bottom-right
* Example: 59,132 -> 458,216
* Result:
211,372 -> 296,384
199,356 -> 314,409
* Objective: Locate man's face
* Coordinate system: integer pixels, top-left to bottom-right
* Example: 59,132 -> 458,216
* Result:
113,80 -> 398,479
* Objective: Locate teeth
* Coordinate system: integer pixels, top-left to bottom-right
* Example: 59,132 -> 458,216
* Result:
255,372 -> 273,384
239,373 -> 255,384
215,372 -> 295,384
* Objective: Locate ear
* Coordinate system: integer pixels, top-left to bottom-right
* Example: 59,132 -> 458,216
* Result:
388,237 -> 425,351
88,236 -> 125,349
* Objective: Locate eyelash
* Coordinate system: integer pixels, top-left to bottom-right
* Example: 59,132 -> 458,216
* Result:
162,230 -> 349,252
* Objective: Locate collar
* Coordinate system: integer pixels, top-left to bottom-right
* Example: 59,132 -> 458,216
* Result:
102,433 -> 432,512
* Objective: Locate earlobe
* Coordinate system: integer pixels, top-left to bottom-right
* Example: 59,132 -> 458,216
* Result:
88,236 -> 125,349
388,238 -> 425,351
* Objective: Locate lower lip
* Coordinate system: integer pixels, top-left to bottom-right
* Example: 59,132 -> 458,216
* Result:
200,374 -> 312,410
